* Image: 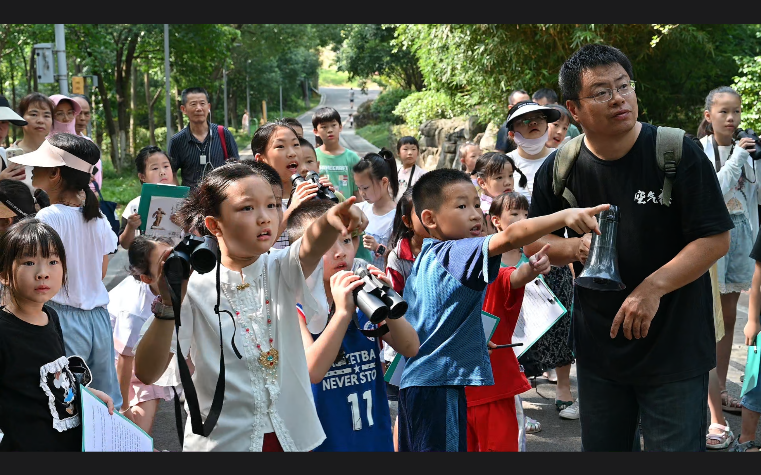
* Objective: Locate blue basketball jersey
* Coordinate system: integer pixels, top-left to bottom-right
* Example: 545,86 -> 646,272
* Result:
311,309 -> 393,452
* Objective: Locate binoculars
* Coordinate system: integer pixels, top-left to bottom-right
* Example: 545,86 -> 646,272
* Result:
164,234 -> 219,284
291,171 -> 339,203
352,264 -> 408,324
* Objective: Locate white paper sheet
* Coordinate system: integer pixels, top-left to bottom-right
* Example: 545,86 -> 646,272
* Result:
512,277 -> 567,358
81,385 -> 153,452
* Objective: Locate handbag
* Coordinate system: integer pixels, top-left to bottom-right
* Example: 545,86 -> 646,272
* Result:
92,180 -> 120,238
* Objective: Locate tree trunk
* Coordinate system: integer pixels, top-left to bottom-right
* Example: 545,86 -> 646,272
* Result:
130,61 -> 137,156
28,46 -> 37,93
96,72 -> 120,172
175,86 -> 184,132
145,68 -> 156,146
9,55 -> 16,143
113,33 -> 139,167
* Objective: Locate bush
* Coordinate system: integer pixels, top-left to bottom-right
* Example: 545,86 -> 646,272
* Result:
733,55 -> 761,133
353,100 -> 378,129
370,89 -> 413,124
393,91 -> 463,130
355,123 -> 394,150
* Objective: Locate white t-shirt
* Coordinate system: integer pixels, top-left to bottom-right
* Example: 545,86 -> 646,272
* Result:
357,201 -> 396,270
110,276 -> 180,388
36,204 -> 118,310
170,237 -> 327,452
508,149 -> 555,204
395,165 -> 427,202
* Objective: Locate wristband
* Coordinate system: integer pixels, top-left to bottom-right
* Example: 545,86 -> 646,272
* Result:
151,295 -> 176,320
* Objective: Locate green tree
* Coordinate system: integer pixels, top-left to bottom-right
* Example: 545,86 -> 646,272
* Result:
335,24 -> 424,91
394,24 -> 756,131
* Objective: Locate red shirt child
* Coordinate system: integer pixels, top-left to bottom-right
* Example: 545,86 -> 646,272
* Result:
465,265 -> 531,452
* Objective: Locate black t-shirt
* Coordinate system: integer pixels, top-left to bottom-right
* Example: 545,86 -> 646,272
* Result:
0,306 -> 82,451
528,123 -> 734,385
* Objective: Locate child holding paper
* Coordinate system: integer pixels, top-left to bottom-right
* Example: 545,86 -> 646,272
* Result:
119,145 -> 176,250
0,218 -> 114,451
465,192 -> 551,452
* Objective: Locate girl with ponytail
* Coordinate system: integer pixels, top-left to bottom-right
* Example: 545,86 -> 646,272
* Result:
352,148 -> 399,270
11,132 -> 122,411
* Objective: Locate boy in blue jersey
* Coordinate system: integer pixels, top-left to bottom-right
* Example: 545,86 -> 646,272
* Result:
287,199 -> 420,451
398,168 -> 608,452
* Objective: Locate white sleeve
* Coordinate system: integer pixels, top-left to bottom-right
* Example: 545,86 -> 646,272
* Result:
99,216 -> 118,254
280,237 -> 329,333
716,147 -> 751,196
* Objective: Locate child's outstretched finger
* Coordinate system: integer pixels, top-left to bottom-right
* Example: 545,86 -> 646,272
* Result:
535,243 -> 551,258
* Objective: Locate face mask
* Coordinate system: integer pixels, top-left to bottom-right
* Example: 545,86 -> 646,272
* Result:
513,130 -> 549,155
48,118 -> 77,139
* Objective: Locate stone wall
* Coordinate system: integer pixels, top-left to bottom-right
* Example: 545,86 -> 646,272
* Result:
417,115 -> 487,171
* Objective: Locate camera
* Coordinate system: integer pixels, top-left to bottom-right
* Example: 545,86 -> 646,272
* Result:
734,128 -> 761,161
163,234 -> 219,284
290,171 -> 339,203
352,262 -> 408,325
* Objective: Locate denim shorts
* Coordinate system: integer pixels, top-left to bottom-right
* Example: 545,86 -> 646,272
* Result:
716,213 -> 754,294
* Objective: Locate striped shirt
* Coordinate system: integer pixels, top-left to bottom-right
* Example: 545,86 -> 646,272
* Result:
168,122 -> 239,190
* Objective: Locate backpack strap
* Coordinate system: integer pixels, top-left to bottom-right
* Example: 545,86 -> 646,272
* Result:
552,134 -> 585,209
218,125 -> 228,160
655,126 -> 685,207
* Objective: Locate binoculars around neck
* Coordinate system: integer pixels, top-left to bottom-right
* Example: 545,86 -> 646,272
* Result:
290,171 -> 339,203
164,234 -> 219,284
352,263 -> 408,324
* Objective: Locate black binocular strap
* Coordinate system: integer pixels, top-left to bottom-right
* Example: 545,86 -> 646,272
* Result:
166,250 -> 242,447
353,311 -> 390,338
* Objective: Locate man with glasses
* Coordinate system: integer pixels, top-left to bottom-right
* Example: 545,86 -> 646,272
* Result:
524,44 -> 732,451
168,87 -> 239,190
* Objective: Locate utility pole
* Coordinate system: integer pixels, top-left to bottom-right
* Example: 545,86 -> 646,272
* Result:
246,60 -> 251,135
164,24 -> 172,151
54,24 -> 68,94
223,68 -> 228,129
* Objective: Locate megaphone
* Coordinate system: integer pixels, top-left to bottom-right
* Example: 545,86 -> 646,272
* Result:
575,204 -> 625,291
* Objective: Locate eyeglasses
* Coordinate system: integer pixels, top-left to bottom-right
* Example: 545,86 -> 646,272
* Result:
54,110 -> 76,120
517,115 -> 547,126
580,80 -> 636,103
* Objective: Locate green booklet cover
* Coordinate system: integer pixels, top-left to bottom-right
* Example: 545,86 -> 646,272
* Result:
136,183 -> 189,242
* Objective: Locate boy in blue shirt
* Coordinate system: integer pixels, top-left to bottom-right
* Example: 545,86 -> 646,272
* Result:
398,168 -> 608,451
288,199 -> 420,451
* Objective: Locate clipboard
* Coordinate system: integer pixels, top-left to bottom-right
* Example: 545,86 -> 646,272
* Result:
742,335 -> 760,398
510,254 -> 567,358
136,183 -> 189,241
482,310 -> 500,342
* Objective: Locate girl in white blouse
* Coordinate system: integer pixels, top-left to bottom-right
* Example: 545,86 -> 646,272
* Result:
133,162 -> 368,452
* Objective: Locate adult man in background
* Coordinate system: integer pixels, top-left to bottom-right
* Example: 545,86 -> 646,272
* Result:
168,87 -> 239,190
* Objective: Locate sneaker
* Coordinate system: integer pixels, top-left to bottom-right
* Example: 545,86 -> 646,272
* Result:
542,368 -> 558,383
559,399 -> 580,420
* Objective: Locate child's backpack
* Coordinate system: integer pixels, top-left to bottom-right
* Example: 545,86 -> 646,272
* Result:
551,126 -> 686,208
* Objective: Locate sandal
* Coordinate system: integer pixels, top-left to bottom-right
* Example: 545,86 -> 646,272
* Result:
706,423 -> 735,450
555,400 -> 574,412
729,439 -> 759,452
721,390 -> 743,414
525,416 -> 542,434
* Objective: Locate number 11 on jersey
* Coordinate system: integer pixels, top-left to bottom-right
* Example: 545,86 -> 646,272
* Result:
347,390 -> 374,431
